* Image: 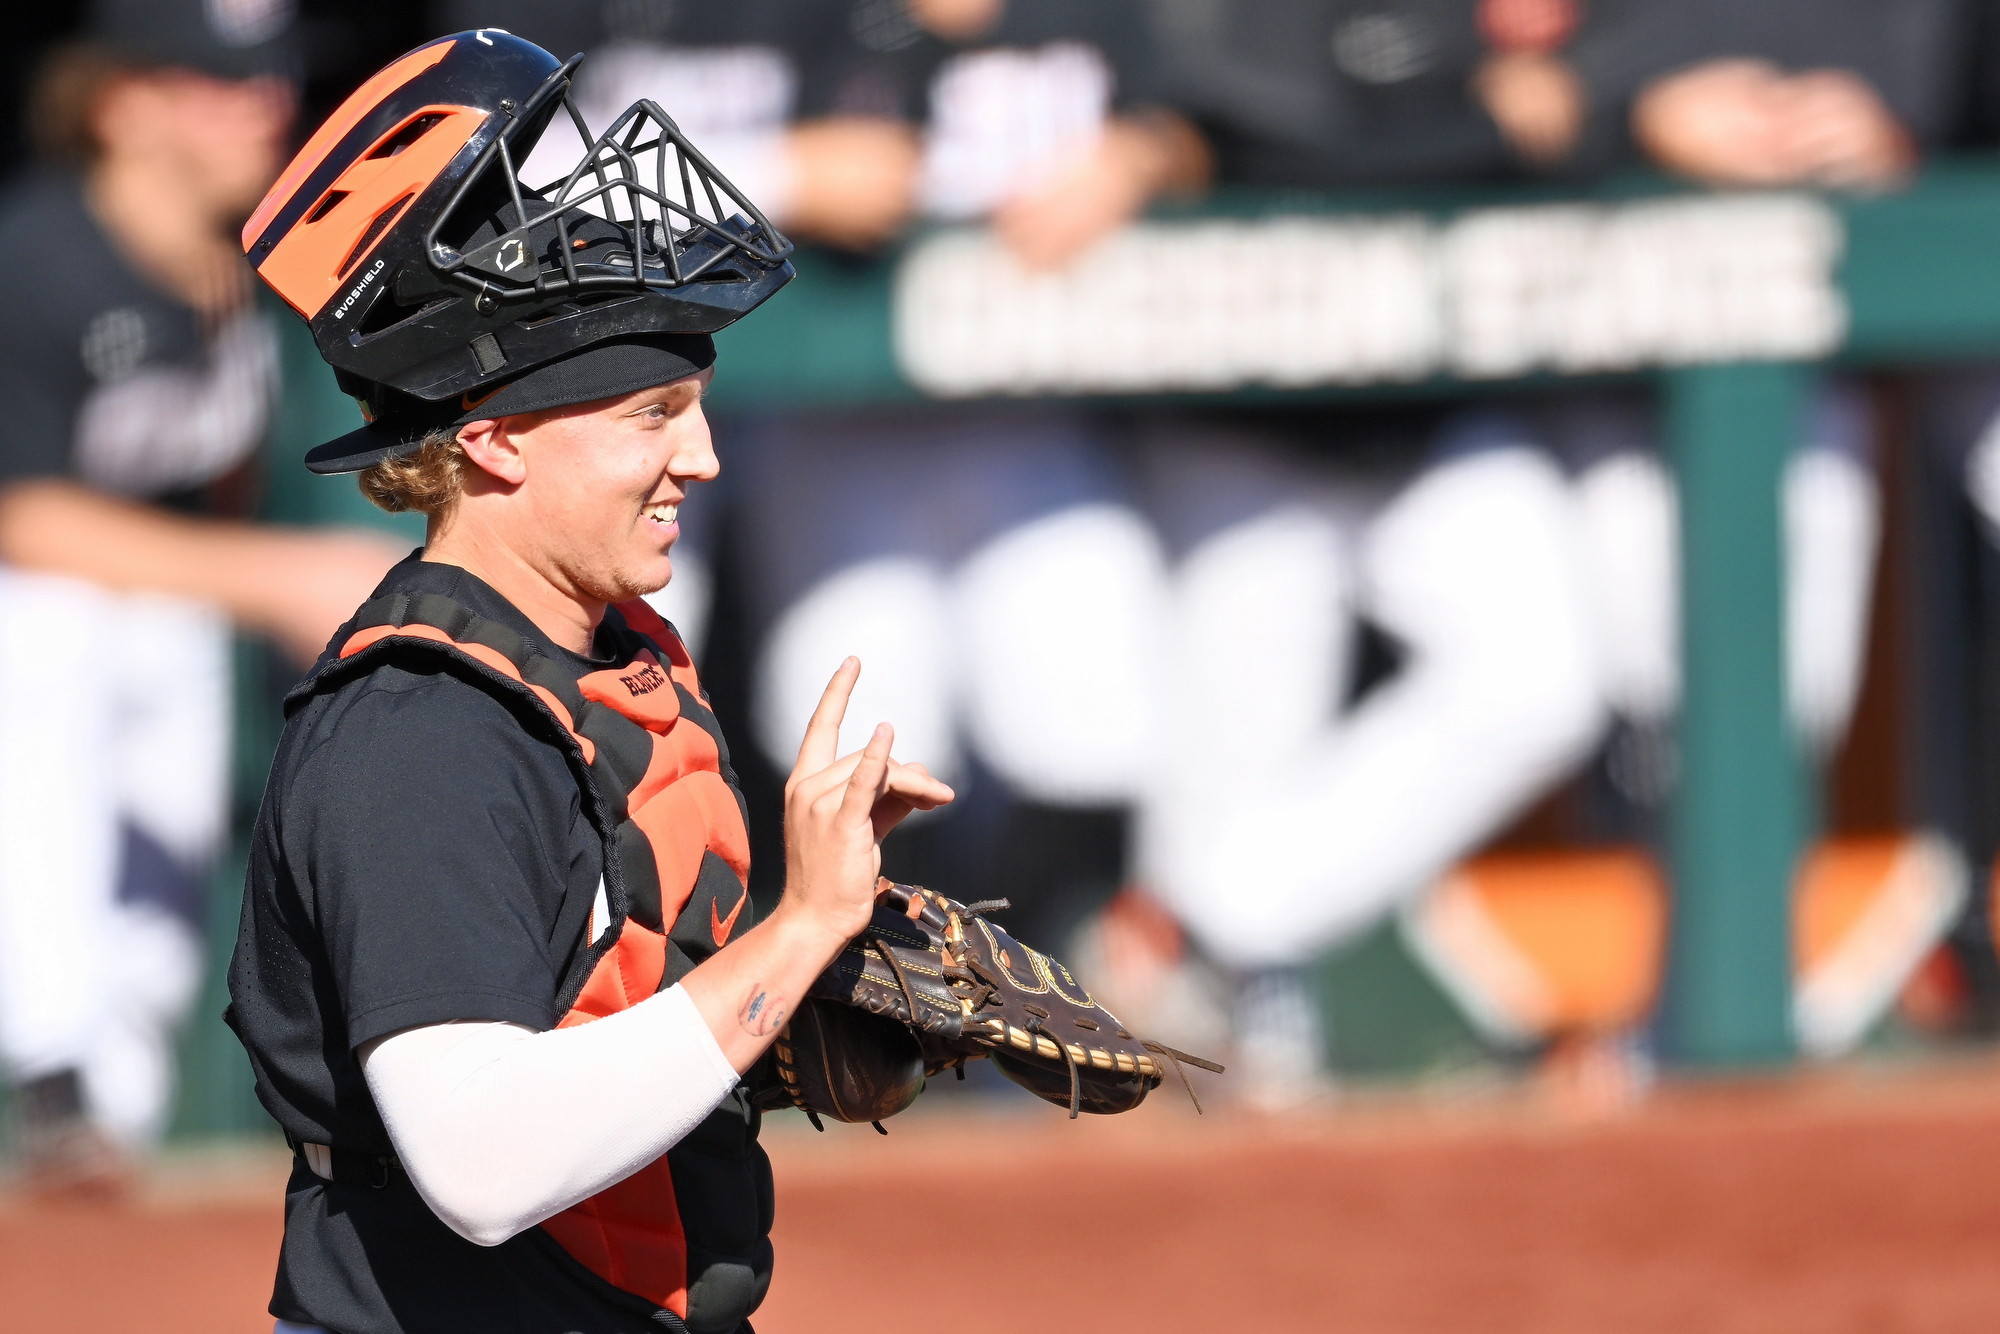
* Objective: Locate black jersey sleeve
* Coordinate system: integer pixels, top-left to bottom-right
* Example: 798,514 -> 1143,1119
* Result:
0,290 -> 81,486
284,660 -> 602,1050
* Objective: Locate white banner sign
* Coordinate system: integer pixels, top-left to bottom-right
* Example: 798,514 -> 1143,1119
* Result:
892,195 -> 1846,397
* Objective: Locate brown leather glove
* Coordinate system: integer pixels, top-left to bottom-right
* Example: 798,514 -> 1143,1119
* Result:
749,880 -> 1222,1127
754,999 -> 925,1128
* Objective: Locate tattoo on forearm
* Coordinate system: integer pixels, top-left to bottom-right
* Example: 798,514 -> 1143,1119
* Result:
739,986 -> 787,1038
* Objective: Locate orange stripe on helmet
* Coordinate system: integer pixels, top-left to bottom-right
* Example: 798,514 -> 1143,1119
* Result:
243,38 -> 456,252
256,103 -> 485,319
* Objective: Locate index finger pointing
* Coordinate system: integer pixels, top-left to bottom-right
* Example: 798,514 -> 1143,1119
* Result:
794,657 -> 859,777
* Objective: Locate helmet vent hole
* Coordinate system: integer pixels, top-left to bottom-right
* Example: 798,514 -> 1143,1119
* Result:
355,292 -> 447,339
368,113 -> 449,160
304,190 -> 349,224
339,193 -> 413,278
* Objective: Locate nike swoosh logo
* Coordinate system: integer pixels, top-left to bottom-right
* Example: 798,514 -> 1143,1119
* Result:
711,888 -> 746,947
460,383 -> 504,412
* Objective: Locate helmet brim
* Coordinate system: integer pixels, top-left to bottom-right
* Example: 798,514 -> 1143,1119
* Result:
308,332 -> 719,474
304,421 -> 430,475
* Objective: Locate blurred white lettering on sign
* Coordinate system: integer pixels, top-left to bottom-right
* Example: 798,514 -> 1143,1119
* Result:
1445,196 -> 1846,377
892,194 -> 1845,397
896,217 -> 1442,395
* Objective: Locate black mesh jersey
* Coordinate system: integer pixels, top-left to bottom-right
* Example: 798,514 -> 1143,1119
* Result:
0,171 -> 274,505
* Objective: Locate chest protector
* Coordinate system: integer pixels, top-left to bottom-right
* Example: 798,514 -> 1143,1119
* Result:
310,588 -> 770,1333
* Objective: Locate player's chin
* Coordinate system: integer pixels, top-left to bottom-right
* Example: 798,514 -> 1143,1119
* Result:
584,548 -> 674,605
628,548 -> 677,600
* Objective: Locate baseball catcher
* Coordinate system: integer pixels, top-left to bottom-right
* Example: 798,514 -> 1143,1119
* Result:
226,30 -> 1213,1334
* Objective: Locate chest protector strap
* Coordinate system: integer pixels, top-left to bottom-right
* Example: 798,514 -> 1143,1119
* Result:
308,589 -> 753,1322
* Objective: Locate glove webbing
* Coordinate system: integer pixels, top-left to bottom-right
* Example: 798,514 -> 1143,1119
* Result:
864,896 -> 1012,1028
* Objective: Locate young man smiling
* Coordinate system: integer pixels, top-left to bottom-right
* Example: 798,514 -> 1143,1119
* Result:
226,32 -> 950,1334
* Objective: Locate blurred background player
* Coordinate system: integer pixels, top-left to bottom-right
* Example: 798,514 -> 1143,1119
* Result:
0,0 -> 396,1190
729,0 -> 1207,948
1110,0 -> 1612,1105
1110,0 -> 1976,1099
1543,0 -> 1966,857
1553,0 -> 1959,780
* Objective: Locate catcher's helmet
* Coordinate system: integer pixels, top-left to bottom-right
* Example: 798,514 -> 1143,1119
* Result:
243,29 -> 793,470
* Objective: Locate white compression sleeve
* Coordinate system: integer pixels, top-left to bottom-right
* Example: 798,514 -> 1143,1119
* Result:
358,984 -> 739,1247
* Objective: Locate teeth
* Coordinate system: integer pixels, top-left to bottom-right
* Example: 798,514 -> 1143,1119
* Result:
641,502 -> 677,524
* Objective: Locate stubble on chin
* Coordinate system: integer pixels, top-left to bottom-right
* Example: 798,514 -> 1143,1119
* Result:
567,543 -> 672,607
574,565 -> 661,607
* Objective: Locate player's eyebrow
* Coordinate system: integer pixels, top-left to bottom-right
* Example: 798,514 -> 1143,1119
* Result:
625,380 -> 702,414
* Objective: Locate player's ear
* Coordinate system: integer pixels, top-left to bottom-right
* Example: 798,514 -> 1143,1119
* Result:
457,417 -> 528,487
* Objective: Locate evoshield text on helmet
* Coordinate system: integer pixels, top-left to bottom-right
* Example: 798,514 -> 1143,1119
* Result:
242,29 -> 793,418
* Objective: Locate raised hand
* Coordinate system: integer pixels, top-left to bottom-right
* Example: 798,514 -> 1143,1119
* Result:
780,658 -> 954,942
683,657 -> 954,1072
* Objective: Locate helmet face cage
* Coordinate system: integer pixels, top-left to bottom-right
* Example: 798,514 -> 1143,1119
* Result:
246,32 -> 795,409
430,57 -> 793,314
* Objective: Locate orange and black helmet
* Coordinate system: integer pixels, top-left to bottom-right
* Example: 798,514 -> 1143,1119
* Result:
243,29 -> 792,472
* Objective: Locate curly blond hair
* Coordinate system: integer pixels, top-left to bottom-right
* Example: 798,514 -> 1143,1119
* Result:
357,428 -> 467,519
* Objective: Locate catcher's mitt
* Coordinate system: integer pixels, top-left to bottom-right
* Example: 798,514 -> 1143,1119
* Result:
759,998 -> 925,1128
751,880 -> 1221,1126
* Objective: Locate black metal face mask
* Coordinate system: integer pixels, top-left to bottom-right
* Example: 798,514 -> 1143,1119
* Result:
246,30 -> 794,413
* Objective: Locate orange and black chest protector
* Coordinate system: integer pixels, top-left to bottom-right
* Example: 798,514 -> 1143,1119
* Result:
301,588 -> 770,1328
